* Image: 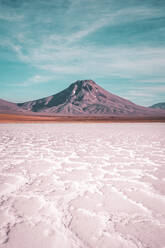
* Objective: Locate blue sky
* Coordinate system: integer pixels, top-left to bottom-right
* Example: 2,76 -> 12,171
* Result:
0,0 -> 165,106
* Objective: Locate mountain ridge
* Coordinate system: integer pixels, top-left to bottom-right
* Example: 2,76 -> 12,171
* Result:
149,102 -> 165,110
0,80 -> 165,117
17,80 -> 164,117
0,98 -> 27,114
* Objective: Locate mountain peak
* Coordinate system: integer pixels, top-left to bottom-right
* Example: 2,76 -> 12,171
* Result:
74,79 -> 96,85
67,79 -> 97,99
71,79 -> 96,90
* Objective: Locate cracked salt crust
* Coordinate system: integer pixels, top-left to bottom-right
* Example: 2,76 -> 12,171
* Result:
0,123 -> 165,248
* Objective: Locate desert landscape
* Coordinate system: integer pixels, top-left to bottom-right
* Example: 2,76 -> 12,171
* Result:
0,123 -> 165,248
1,0 -> 165,247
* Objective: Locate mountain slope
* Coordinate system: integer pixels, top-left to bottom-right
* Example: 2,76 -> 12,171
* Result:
0,99 -> 26,114
149,102 -> 165,110
17,80 -> 165,117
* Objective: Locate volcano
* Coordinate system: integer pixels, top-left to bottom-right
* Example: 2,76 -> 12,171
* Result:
16,80 -> 164,117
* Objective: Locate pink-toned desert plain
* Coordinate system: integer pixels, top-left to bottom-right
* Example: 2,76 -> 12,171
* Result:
0,123 -> 165,248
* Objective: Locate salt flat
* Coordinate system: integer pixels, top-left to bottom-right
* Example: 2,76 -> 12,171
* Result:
0,123 -> 165,248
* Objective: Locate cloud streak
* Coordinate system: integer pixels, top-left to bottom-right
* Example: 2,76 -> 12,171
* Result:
0,0 -> 165,105
11,43 -> 165,80
14,74 -> 54,87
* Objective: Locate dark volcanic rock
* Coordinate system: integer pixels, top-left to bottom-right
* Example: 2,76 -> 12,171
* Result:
17,80 -> 165,117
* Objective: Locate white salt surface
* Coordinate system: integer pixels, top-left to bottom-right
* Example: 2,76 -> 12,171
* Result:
0,123 -> 165,248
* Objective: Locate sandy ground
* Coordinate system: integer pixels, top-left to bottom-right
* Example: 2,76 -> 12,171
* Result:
0,123 -> 165,248
0,113 -> 165,123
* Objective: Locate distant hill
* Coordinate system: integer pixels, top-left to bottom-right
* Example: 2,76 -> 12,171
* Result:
0,99 -> 25,114
149,102 -> 165,110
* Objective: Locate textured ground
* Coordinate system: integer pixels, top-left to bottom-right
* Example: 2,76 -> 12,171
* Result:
0,123 -> 165,248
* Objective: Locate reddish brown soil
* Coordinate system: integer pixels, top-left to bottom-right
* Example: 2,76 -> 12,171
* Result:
0,113 -> 165,123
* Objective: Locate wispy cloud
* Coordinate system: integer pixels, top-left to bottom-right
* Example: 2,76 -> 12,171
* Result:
123,85 -> 165,106
1,0 -> 165,67
4,34 -> 165,86
141,85 -> 165,93
14,43 -> 165,80
138,78 -> 165,83
14,74 -> 54,87
0,0 -> 165,105
2,2 -> 164,82
0,12 -> 23,21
